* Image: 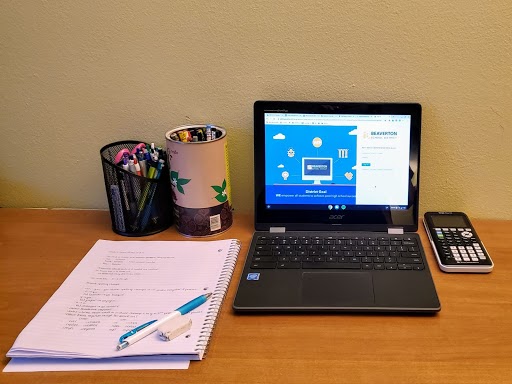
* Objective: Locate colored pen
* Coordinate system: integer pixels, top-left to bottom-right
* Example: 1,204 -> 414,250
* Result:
122,157 -> 129,171
140,160 -> 165,230
128,158 -> 137,174
116,170 -> 131,212
132,157 -> 142,176
118,320 -> 157,343
206,124 -> 212,141
130,181 -> 154,230
116,293 -> 212,351
121,156 -> 137,213
143,148 -> 151,163
139,158 -> 147,177
135,148 -> 143,161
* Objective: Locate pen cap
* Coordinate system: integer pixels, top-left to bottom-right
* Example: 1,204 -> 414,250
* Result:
157,315 -> 193,341
165,125 -> 233,237
100,140 -> 174,236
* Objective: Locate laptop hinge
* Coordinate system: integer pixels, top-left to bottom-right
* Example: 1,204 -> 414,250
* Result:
388,227 -> 404,235
269,227 -> 286,233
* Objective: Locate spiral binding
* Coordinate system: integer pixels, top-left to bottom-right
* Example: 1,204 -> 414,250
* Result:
195,239 -> 241,357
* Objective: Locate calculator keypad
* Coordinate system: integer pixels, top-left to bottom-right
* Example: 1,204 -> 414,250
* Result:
434,228 -> 488,264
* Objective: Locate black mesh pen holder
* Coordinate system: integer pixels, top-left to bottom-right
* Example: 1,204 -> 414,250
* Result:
100,140 -> 173,236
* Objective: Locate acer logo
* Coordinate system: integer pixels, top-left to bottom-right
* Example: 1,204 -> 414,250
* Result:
329,215 -> 345,220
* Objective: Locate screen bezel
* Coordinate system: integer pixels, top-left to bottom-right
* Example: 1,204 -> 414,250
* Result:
254,100 -> 422,232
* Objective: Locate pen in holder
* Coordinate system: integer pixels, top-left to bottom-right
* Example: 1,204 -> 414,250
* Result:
100,140 -> 173,236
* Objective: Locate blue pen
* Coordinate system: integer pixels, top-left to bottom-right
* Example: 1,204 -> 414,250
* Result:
174,292 -> 211,315
143,149 -> 151,163
116,293 -> 212,351
119,320 -> 157,343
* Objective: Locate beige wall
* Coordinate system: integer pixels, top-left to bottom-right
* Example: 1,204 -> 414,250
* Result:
1,1 -> 511,219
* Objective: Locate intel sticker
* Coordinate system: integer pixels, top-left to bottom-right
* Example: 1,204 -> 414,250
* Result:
247,273 -> 260,281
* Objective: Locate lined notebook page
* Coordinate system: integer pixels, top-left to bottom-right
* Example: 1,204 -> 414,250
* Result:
8,239 -> 240,360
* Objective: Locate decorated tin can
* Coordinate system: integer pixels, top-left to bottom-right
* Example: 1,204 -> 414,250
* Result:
165,124 -> 233,236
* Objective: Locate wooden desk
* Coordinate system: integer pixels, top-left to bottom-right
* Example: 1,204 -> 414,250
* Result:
1,209 -> 511,383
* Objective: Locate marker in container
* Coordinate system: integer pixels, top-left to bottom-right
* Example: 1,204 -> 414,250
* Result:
115,148 -> 131,165
128,158 -> 137,174
206,124 -> 212,141
122,157 -> 129,171
133,157 -> 142,176
139,157 -> 147,177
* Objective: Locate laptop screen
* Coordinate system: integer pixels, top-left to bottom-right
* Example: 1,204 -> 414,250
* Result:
254,101 -> 422,232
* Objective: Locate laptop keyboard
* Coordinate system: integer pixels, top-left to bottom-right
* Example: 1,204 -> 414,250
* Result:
250,235 -> 424,271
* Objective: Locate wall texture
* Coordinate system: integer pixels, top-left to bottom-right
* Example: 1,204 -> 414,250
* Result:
1,1 -> 511,219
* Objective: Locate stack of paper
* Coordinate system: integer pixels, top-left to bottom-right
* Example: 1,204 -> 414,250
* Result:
4,239 -> 240,372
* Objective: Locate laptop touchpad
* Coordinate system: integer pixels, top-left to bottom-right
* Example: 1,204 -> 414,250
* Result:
301,272 -> 375,307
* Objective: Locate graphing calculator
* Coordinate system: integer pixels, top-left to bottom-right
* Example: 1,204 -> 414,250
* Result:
423,212 -> 494,273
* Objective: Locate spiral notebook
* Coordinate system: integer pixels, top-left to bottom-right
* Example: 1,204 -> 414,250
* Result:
6,239 -> 240,365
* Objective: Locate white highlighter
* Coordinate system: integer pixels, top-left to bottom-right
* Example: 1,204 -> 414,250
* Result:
157,315 -> 192,341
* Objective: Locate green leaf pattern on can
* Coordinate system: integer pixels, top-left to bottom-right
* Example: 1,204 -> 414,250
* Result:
171,171 -> 227,203
212,179 -> 228,202
170,171 -> 191,195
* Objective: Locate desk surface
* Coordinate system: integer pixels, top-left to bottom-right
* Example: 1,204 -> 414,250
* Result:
1,209 -> 511,384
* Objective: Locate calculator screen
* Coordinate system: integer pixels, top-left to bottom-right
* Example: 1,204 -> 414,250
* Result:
431,215 -> 469,228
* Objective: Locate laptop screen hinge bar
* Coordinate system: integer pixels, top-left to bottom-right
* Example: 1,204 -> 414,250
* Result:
388,227 -> 404,235
270,227 -> 286,233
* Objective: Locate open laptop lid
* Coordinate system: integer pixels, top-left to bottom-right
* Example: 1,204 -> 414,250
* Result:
254,100 -> 422,232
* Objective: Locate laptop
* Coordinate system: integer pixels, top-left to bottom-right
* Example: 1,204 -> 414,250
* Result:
232,100 -> 441,313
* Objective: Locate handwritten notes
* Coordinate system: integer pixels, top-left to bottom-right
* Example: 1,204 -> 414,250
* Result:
7,239 -> 240,361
